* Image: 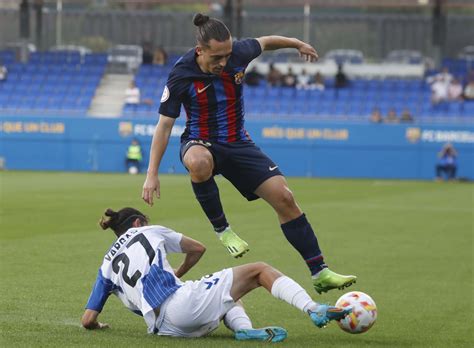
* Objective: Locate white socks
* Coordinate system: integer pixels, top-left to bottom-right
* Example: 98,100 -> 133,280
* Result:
271,276 -> 318,313
224,276 -> 319,333
224,304 -> 253,332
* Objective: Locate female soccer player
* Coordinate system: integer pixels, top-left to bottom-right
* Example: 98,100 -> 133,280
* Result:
82,207 -> 350,342
141,13 -> 356,294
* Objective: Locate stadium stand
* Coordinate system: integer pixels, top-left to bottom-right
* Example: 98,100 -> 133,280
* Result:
442,58 -> 473,78
1,49 -> 473,121
125,58 -> 474,121
0,50 -> 106,114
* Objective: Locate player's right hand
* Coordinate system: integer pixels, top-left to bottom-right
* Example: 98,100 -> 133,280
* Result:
142,174 -> 160,206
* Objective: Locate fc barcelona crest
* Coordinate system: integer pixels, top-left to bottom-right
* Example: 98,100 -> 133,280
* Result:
234,71 -> 244,84
118,122 -> 133,137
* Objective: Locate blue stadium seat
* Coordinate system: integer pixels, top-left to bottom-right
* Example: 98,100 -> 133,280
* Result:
84,53 -> 108,65
6,64 -> 22,74
280,87 -> 295,98
333,103 -> 347,116
77,99 -> 90,108
0,50 -> 15,64
24,86 -> 40,95
266,88 -> 279,98
308,89 -> 325,100
463,102 -> 474,116
0,94 -> 10,105
4,51 -> 473,121
293,94 -> 307,104
66,86 -> 82,95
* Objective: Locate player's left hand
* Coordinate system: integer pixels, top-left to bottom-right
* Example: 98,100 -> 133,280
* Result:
298,42 -> 318,62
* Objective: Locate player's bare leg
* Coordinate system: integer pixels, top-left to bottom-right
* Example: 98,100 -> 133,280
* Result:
184,145 -> 249,258
255,176 -> 357,293
230,262 -> 351,333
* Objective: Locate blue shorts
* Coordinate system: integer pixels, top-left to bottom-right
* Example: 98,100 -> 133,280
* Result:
180,140 -> 283,201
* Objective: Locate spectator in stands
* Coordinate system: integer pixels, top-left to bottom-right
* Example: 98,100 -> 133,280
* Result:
435,143 -> 457,181
384,109 -> 399,123
335,63 -> 348,89
400,109 -> 414,123
142,42 -> 154,65
463,77 -> 474,101
0,61 -> 7,82
369,108 -> 382,123
427,66 -> 453,86
438,67 -> 453,84
296,69 -> 311,89
267,63 -> 282,87
153,46 -> 168,65
334,63 -> 348,98
245,67 -> 263,87
430,75 -> 448,105
282,67 -> 297,87
125,81 -> 141,111
126,138 -> 143,174
427,67 -> 455,105
310,71 -> 325,91
448,78 -> 464,101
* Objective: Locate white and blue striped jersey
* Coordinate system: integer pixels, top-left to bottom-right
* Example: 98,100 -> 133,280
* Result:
85,225 -> 183,333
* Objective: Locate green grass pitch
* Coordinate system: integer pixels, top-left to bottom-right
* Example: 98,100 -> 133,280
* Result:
0,171 -> 472,347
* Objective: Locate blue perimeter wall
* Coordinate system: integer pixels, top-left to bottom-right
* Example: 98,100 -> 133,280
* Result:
1,115 -> 473,180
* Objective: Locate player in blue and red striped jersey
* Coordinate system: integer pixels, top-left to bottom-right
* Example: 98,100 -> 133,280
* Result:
142,13 -> 356,294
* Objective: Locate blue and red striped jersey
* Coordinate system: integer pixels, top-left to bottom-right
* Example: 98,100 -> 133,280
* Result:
159,38 -> 262,143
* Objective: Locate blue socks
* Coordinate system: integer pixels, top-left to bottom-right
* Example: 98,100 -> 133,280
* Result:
192,179 -> 325,275
281,214 -> 327,275
192,177 -> 229,232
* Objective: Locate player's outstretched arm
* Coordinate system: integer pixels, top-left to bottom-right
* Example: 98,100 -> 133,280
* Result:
256,36 -> 318,62
142,115 -> 176,206
81,309 -> 109,330
174,236 -> 206,278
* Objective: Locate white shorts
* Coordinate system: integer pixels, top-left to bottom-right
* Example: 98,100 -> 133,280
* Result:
155,268 -> 235,337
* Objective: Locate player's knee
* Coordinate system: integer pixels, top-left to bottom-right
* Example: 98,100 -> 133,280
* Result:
252,262 -> 280,287
185,156 -> 213,177
253,261 -> 272,273
278,187 -> 296,209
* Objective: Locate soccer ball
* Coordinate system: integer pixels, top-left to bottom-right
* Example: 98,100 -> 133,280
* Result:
128,166 -> 138,175
335,291 -> 377,334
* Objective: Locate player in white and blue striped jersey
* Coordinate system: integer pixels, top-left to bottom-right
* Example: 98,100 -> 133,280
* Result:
81,207 -> 350,342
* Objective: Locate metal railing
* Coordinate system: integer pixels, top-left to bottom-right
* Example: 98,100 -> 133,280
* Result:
0,8 -> 472,60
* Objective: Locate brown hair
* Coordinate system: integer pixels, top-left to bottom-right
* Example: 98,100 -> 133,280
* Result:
99,207 -> 148,237
193,13 -> 231,47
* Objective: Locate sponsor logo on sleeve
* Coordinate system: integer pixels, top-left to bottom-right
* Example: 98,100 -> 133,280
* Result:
160,86 -> 170,103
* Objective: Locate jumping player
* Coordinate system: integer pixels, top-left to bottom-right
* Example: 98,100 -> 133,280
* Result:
141,13 -> 356,294
81,207 -> 351,342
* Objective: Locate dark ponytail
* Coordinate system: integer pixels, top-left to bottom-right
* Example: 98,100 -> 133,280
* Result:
98,208 -> 118,230
193,13 -> 231,47
99,207 -> 148,237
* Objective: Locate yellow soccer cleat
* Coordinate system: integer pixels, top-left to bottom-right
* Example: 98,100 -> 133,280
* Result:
219,227 -> 249,258
312,268 -> 357,294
